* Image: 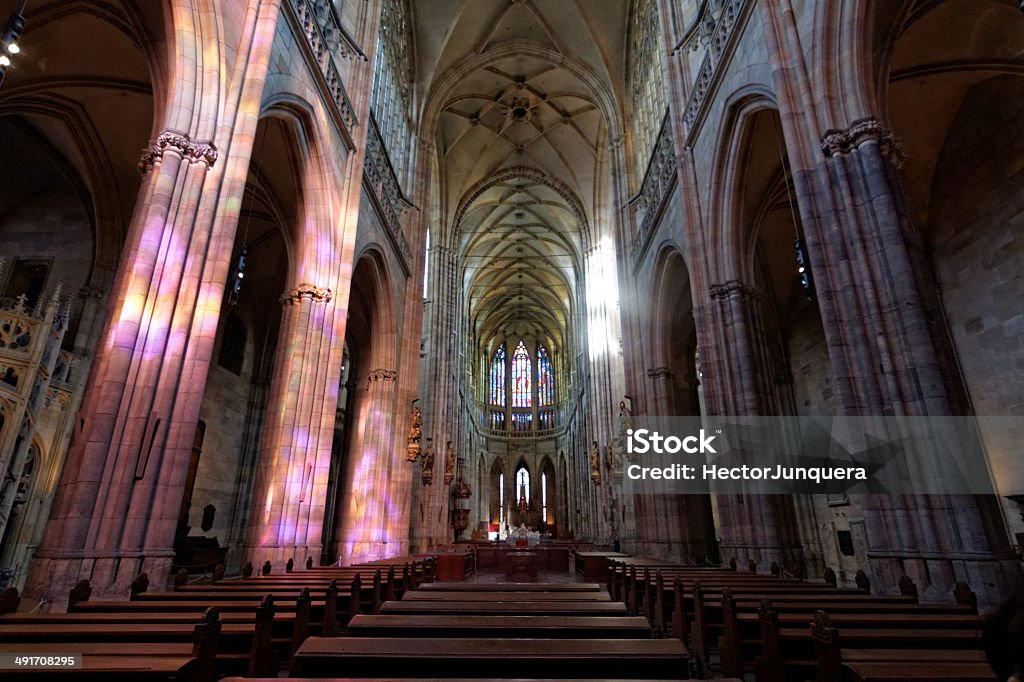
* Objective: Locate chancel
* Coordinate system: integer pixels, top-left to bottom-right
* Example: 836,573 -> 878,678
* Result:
0,0 -> 1022,680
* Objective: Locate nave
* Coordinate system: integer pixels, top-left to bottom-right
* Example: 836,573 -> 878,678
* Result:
0,0 -> 1022,679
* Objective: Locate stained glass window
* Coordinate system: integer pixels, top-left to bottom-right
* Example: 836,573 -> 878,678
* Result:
537,345 -> 555,406
370,0 -> 414,180
629,0 -> 666,177
490,344 -> 506,406
511,341 -> 532,408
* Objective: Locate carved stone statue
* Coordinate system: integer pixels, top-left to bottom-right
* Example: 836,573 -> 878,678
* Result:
406,406 -> 422,462
617,399 -> 634,464
443,440 -> 456,485
589,440 -> 601,486
421,438 -> 434,485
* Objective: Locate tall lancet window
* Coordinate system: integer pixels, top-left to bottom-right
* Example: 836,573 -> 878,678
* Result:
370,0 -> 414,180
490,344 -> 506,406
511,341 -> 532,408
537,345 -> 555,406
628,0 -> 667,177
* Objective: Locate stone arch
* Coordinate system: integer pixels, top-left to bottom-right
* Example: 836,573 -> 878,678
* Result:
647,242 -> 699,414
705,87 -> 780,288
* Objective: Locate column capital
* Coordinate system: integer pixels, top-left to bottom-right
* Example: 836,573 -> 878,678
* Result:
138,129 -> 219,174
709,280 -> 759,302
280,283 -> 333,305
367,368 -> 398,383
646,366 -> 675,380
78,286 -> 105,300
820,117 -> 905,168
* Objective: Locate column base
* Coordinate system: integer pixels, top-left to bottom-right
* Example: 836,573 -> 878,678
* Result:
23,553 -> 174,612
868,554 -> 1020,609
241,544 -> 323,573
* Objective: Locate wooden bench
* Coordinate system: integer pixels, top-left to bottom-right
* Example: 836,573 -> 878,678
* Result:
419,581 -> 601,592
378,600 -> 630,616
400,590 -> 611,602
712,583 -> 980,678
63,585 -> 290,675
811,610 -> 996,682
756,605 -> 987,682
292,636 -> 689,679
347,614 -> 654,638
0,607 -> 219,681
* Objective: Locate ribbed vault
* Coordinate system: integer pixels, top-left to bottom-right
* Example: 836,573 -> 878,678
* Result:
418,0 -> 628,402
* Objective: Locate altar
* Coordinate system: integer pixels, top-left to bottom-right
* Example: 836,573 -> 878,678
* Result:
504,551 -> 538,582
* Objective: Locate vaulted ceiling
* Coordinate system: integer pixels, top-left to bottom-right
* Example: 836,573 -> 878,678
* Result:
415,0 -> 629,363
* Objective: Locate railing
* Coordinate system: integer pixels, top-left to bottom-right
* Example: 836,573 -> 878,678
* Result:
287,0 -> 360,146
630,112 -> 677,262
677,0 -> 753,140
364,114 -> 413,269
0,296 -> 44,354
483,426 -> 565,441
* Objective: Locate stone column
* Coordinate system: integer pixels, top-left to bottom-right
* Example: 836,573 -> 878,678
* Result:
333,367 -> 399,563
22,1 -> 285,606
245,283 -> 337,569
802,120 -> 1017,601
700,281 -> 804,574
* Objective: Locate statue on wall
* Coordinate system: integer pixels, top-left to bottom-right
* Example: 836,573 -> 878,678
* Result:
443,440 -> 456,485
589,440 -> 601,486
421,437 -> 434,485
616,399 -> 634,464
406,406 -> 422,462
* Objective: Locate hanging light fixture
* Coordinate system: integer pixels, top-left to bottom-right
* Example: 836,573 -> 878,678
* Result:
0,4 -> 27,87
227,245 -> 248,307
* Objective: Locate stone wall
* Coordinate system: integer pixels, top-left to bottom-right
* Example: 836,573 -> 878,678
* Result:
929,75 -> 1024,539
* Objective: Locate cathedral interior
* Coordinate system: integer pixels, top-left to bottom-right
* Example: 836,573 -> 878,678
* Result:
0,0 -> 1022,679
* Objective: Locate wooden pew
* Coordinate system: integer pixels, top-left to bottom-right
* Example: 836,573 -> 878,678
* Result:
756,603 -> 987,682
62,584 -> 287,675
379,600 -> 630,616
346,613 -> 654,639
0,607 -> 220,682
400,590 -> 611,602
291,636 -> 689,679
811,610 -> 996,682
714,583 -> 981,678
418,581 -> 601,592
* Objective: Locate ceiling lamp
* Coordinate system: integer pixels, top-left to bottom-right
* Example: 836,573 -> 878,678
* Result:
0,7 -> 27,87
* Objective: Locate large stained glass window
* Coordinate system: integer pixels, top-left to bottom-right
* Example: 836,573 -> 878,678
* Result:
511,340 -> 532,408
537,345 -> 555,406
370,0 -> 414,180
489,344 -> 506,406
628,0 -> 666,177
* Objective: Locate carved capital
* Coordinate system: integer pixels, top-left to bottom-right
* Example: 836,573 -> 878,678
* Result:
646,367 -> 675,380
78,286 -> 105,300
709,280 -> 759,302
280,283 -> 333,305
367,368 -> 398,383
820,117 -> 905,168
139,130 -> 219,174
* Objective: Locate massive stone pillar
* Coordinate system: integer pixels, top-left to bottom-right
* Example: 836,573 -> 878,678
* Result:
802,120 -> 1017,602
699,281 -> 804,574
334,367 -> 400,563
746,0 -> 1019,604
245,284 -> 340,569
24,1 -> 285,606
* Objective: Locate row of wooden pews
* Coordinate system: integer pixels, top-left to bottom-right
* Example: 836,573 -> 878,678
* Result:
288,578 -> 693,679
0,558 -> 425,680
603,557 -> 997,681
